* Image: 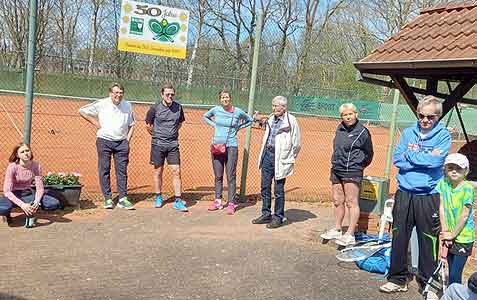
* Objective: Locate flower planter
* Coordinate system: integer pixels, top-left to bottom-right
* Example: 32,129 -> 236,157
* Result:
33,185 -> 83,208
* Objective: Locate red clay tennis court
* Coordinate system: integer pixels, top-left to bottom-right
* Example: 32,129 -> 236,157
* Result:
0,95 -> 398,203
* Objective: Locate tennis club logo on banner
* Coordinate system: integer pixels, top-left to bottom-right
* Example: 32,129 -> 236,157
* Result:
118,0 -> 189,59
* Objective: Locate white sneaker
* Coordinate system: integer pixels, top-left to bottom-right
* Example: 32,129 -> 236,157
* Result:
423,291 -> 439,300
335,233 -> 356,246
320,228 -> 342,240
379,282 -> 408,293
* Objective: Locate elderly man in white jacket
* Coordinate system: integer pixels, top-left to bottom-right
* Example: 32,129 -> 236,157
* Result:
252,95 -> 301,229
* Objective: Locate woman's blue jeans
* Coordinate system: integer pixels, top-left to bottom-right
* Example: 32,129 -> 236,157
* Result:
0,190 -> 61,216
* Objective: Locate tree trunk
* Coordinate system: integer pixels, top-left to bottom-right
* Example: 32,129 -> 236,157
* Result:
186,0 -> 206,88
186,36 -> 200,88
87,1 -> 100,76
293,23 -> 313,95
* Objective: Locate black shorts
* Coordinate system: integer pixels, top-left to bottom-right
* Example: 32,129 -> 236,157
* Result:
449,241 -> 474,257
330,169 -> 363,184
150,144 -> 180,166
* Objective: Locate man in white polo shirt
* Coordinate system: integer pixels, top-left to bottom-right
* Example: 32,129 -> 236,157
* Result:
79,82 -> 135,210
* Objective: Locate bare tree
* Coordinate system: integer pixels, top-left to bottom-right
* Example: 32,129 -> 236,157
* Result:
244,0 -> 273,80
268,0 -> 299,82
34,0 -> 55,66
0,21 -> 6,65
204,0 -> 272,89
0,0 -> 28,69
205,0 -> 246,88
293,0 -> 348,95
88,0 -> 106,75
0,0 -> 54,69
185,0 -> 207,88
363,0 -> 448,42
52,0 -> 84,72
109,0 -> 136,79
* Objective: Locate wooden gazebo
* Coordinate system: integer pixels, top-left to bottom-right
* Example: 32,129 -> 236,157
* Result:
354,2 -> 477,141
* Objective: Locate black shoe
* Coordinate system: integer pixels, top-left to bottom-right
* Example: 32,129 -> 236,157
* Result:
266,218 -> 283,229
252,215 -> 272,224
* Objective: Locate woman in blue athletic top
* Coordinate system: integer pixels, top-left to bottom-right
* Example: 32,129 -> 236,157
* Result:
203,90 -> 253,215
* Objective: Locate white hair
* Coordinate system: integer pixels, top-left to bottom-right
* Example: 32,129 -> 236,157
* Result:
272,95 -> 287,107
339,103 -> 357,115
417,95 -> 443,118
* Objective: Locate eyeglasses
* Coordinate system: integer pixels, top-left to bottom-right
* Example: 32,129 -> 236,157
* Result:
418,113 -> 437,120
164,93 -> 175,97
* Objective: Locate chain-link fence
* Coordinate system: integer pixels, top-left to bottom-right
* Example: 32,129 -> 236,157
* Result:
4,79 -> 472,206
1,0 -> 475,207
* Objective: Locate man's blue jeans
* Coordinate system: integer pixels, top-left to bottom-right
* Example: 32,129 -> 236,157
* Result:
260,149 -> 286,220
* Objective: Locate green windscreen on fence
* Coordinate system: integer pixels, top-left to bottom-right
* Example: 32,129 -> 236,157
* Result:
291,96 -> 381,120
291,96 -> 477,137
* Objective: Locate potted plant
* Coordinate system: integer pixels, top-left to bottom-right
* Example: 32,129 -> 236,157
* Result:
33,172 -> 83,208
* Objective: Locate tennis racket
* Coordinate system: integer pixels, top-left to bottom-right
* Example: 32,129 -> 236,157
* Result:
422,243 -> 449,299
335,241 -> 391,262
439,244 -> 449,293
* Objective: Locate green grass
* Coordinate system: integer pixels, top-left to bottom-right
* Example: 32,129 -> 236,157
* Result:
0,69 -> 24,90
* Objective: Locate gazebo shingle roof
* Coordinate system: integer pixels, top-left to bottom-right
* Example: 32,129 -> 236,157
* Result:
359,1 -> 477,64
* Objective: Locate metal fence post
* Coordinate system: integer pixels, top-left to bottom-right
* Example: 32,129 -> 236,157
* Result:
239,14 -> 263,203
23,0 -> 38,144
384,89 -> 400,179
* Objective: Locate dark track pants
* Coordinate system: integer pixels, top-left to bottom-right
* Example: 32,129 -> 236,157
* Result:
387,190 -> 440,287
96,138 -> 129,199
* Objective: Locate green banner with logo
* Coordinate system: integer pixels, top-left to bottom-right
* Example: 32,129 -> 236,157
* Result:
291,96 -> 380,120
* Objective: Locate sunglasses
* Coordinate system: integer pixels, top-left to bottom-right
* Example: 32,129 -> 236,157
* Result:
164,93 -> 175,97
418,113 -> 437,120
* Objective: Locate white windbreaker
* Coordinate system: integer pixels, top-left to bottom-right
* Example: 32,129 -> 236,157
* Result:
257,112 -> 301,180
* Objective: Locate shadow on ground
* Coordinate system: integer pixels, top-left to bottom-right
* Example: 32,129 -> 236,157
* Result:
79,199 -> 99,209
0,293 -> 29,300
7,207 -> 72,228
126,190 -> 216,209
283,208 -> 317,228
236,194 -> 259,212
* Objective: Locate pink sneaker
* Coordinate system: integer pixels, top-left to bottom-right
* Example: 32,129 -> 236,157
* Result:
208,199 -> 223,211
226,203 -> 237,215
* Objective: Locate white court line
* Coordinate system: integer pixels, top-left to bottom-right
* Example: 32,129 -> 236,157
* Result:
0,102 -> 23,138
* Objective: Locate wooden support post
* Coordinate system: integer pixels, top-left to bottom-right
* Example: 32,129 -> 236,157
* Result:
391,75 -> 419,115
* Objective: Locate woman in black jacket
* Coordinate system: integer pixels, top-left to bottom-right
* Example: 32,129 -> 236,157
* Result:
320,103 -> 374,246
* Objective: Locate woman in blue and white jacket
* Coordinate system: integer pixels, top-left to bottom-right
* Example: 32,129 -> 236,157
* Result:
203,90 -> 253,215
321,103 -> 374,246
